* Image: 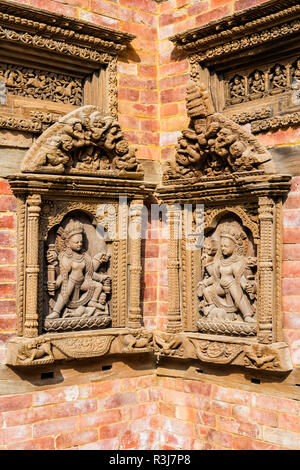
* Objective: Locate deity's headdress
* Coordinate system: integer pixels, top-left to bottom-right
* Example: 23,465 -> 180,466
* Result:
59,219 -> 83,241
220,223 -> 246,247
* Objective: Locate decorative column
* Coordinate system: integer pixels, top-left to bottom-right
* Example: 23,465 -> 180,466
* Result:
24,194 -> 41,337
258,196 -> 274,344
166,204 -> 181,333
128,199 -> 143,328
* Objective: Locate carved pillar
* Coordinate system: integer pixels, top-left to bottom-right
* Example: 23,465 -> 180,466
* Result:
24,194 -> 41,337
128,199 -> 143,328
166,205 -> 181,333
258,196 -> 274,343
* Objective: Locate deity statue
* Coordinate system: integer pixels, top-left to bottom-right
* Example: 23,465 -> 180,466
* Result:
197,222 -> 257,324
249,70 -> 265,97
292,58 -> 300,82
270,64 -> 287,92
46,218 -> 112,320
229,75 -> 245,103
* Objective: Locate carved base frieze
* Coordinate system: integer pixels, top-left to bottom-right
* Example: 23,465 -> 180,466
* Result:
44,315 -> 111,333
197,319 -> 257,337
153,332 -> 292,373
6,328 -> 153,366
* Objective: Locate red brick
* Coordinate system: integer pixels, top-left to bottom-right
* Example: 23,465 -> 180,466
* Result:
33,385 -> 79,407
182,380 -> 211,396
159,11 -> 186,27
212,0 -> 233,7
0,248 -> 16,264
80,379 -> 122,399
33,416 -> 79,438
56,429 -> 98,449
0,316 -> 17,330
282,279 -> 300,296
282,296 -> 300,313
212,385 -> 251,405
196,5 -> 233,25
283,228 -> 300,244
0,394 -> 32,412
51,399 -> 97,419
0,197 -> 16,212
138,65 -> 157,78
278,413 -> 300,433
252,393 -> 300,415
161,430 -> 192,450
132,103 -> 158,117
161,416 -> 194,437
0,267 -> 16,282
119,430 -> 140,449
30,0 -> 77,17
161,87 -> 186,104
283,210 -> 300,227
4,424 -> 32,444
78,9 -> 119,29
282,261 -> 300,278
91,0 -> 131,21
118,115 -> 139,130
98,392 -> 138,409
234,0 -> 268,12
129,402 -> 158,420
4,405 -> 51,427
262,426 -> 300,449
209,400 -> 232,417
119,88 -> 140,102
160,401 -> 176,418
0,215 -> 15,229
121,22 -> 156,41
159,61 -> 189,77
80,409 -> 121,429
0,180 -> 12,195
0,231 -> 16,247
6,436 -> 55,450
283,244 -> 300,261
0,300 -> 15,315
232,435 -> 283,450
232,405 -> 277,427
0,285 -> 15,309
78,438 -> 119,450
140,90 -> 158,105
120,0 -> 157,14
283,194 -> 300,210
132,9 -> 157,27
283,313 -> 300,329
188,1 -> 209,16
206,428 -> 233,448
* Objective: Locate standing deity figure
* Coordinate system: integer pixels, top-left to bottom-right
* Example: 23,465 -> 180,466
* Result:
47,218 -> 111,319
198,223 -> 256,323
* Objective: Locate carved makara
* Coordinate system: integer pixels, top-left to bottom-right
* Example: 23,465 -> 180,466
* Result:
163,81 -> 274,182
21,106 -> 142,177
44,216 -> 112,332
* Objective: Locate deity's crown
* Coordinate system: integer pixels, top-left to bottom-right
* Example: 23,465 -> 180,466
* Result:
220,223 -> 246,245
63,219 -> 83,239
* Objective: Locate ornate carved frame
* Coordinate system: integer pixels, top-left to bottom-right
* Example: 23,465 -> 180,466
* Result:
155,82 -> 293,373
170,0 -> 300,135
6,106 -> 154,367
0,0 -> 134,131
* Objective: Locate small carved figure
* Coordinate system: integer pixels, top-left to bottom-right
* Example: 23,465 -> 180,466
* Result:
249,70 -> 265,97
17,339 -> 53,364
292,58 -> 300,82
244,344 -> 279,369
270,65 -> 287,94
198,222 -> 257,324
229,75 -> 245,103
34,134 -> 73,173
122,330 -> 153,352
46,218 -> 111,320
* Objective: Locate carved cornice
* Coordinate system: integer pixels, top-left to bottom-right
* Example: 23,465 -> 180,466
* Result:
170,0 -> 300,62
0,0 -> 134,54
250,111 -> 300,134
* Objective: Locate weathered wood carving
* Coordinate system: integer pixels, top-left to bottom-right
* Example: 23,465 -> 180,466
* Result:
156,80 -> 292,373
6,105 -> 153,367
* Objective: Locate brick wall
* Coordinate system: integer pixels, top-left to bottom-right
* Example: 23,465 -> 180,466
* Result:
0,0 -> 299,451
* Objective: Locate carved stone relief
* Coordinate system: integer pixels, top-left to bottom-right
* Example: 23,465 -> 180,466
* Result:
156,80 -> 292,373
197,217 -> 257,336
21,106 -> 142,177
170,0 -> 300,135
0,63 -> 83,105
5,103 -> 153,367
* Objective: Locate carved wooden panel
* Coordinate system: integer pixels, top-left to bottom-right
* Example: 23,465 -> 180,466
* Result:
170,0 -> 300,136
156,80 -> 293,373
